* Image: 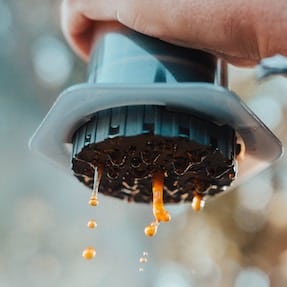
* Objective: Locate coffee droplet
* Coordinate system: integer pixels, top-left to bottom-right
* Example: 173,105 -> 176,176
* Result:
144,222 -> 158,237
87,219 -> 97,229
89,195 -> 99,206
82,247 -> 96,260
139,267 -> 144,272
191,193 -> 203,212
139,257 -> 148,263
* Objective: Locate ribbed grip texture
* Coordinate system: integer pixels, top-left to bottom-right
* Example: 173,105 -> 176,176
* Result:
72,105 -> 237,203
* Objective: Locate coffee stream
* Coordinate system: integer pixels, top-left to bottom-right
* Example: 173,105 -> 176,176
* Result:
82,168 -> 204,260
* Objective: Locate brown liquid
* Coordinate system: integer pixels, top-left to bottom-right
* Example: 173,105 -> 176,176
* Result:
191,192 -> 203,211
89,195 -> 99,206
87,219 -> 97,229
83,167 -> 103,260
82,247 -> 96,260
152,172 -> 171,222
144,222 -> 158,237
144,172 -> 171,237
89,166 -> 103,206
139,257 -> 148,263
138,251 -> 149,272
236,137 -> 246,161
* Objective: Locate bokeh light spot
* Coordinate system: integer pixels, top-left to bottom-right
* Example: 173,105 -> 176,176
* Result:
247,96 -> 282,130
234,267 -> 270,287
237,174 -> 273,211
154,263 -> 193,287
32,36 -> 73,87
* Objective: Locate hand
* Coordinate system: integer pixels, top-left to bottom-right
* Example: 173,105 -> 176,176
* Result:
61,0 -> 287,66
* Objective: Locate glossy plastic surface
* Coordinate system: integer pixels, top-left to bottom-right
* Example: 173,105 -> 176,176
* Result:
29,82 -> 283,185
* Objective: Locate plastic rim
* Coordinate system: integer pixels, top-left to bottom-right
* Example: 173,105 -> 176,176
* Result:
29,82 -> 283,185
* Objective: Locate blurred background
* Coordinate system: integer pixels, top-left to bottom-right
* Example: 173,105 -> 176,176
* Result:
1,1 -> 287,286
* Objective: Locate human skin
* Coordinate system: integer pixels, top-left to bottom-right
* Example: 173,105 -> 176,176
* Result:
61,0 -> 287,66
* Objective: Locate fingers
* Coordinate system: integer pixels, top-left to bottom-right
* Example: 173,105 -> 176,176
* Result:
61,0 -> 118,60
61,0 -> 170,60
61,0 -> 258,63
61,0 -> 93,60
61,0 -> 287,65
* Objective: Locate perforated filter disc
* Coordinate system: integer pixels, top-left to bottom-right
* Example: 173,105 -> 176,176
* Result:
72,105 -> 237,203
30,82 -> 283,196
